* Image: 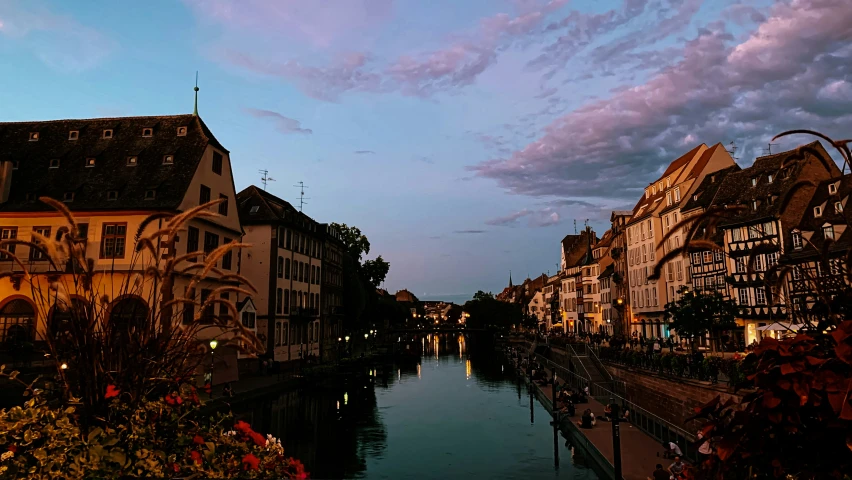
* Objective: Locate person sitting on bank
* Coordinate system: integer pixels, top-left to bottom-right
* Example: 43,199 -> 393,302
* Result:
652,463 -> 670,480
577,409 -> 595,428
662,441 -> 683,459
669,456 -> 687,479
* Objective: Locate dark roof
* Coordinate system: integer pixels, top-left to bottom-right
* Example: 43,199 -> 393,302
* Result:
788,175 -> 852,260
714,141 -> 839,227
237,185 -> 321,231
681,165 -> 741,212
395,289 -> 420,303
0,114 -> 223,212
563,229 -> 598,268
631,144 -> 707,221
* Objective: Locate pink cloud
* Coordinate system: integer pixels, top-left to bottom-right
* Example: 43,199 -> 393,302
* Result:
471,0 -> 852,198
243,108 -> 313,135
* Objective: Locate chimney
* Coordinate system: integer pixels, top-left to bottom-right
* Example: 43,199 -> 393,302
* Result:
0,161 -> 12,203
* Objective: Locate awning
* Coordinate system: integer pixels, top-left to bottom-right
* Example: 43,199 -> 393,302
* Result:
757,322 -> 800,331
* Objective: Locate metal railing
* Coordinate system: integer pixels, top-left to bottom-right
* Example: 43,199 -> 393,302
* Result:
586,346 -> 614,382
565,344 -> 595,381
533,352 -> 698,462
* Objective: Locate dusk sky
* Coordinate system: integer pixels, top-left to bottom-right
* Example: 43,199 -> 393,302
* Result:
1,0 -> 851,299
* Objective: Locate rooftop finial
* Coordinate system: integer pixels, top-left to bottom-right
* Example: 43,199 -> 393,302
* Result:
193,71 -> 200,116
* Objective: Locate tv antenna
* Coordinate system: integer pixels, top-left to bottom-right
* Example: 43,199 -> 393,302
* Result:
294,181 -> 310,212
726,141 -> 739,160
763,143 -> 779,155
259,170 -> 275,191
574,220 -> 577,234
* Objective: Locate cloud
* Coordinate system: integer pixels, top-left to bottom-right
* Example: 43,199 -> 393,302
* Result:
485,207 -> 562,227
244,108 -> 313,135
485,209 -> 532,226
454,230 -> 486,234
471,0 -> 852,199
354,150 -> 375,155
428,235 -> 443,239
0,2 -> 116,72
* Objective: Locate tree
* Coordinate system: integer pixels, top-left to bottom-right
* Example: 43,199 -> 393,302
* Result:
362,255 -> 390,288
463,293 -> 523,331
665,288 -> 738,351
331,223 -> 371,262
472,290 -> 494,301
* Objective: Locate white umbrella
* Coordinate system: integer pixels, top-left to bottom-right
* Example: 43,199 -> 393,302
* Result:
757,322 -> 800,331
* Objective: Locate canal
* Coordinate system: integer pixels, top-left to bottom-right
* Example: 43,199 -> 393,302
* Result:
236,334 -> 599,479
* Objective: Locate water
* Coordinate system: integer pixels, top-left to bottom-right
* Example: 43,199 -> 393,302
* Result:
236,334 -> 599,480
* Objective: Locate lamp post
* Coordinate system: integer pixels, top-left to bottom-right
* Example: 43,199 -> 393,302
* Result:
208,339 -> 218,399
610,400 -> 623,480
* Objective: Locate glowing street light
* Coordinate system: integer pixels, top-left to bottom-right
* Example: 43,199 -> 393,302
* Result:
364,333 -> 369,339
345,335 -> 350,342
209,339 -> 218,350
60,363 -> 68,370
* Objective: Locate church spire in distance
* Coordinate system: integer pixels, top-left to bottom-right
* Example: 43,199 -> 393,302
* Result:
509,270 -> 513,288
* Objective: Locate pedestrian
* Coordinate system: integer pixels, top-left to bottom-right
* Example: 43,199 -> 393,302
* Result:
653,339 -> 661,354
669,456 -> 687,479
652,464 -> 669,480
662,441 -> 683,459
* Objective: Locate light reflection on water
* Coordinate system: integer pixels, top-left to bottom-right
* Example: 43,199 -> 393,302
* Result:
237,334 -> 599,480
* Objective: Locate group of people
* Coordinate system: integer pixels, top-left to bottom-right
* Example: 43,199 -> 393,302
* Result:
651,456 -> 689,480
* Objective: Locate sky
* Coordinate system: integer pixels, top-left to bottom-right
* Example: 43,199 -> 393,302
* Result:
1,0 -> 851,300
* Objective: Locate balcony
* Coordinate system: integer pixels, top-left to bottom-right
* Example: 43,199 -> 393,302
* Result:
290,307 -> 319,318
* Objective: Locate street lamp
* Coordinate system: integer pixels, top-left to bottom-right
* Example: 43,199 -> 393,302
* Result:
208,339 -> 218,398
364,333 -> 369,339
60,363 -> 68,370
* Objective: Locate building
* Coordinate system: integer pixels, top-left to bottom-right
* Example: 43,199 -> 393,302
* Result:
594,229 -> 615,335
527,289 -> 546,326
543,274 -> 562,331
320,223 -> 345,359
786,175 -> 852,323
609,211 -> 633,334
237,186 -> 323,363
560,228 -> 598,333
0,114 -> 242,369
712,141 -> 840,345
626,143 -> 736,338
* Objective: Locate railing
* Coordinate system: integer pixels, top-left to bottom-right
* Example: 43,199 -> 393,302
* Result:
533,352 -> 698,462
586,346 -> 614,383
565,344 -> 594,381
598,347 -> 744,387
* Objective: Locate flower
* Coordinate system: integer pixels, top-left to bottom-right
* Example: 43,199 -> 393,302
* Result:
287,458 -> 308,479
235,420 -> 253,435
249,431 -> 266,447
6,446 -> 16,454
172,463 -> 180,473
193,434 -> 204,445
190,450 -> 202,465
242,453 -> 260,471
105,385 -> 120,399
165,393 -> 183,406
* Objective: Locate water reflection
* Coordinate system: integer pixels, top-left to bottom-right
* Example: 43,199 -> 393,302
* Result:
235,334 -> 597,479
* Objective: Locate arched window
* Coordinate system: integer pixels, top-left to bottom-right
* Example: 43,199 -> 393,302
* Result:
109,297 -> 148,348
276,288 -> 283,314
277,257 -> 284,278
49,298 -> 88,351
0,299 -> 35,344
283,289 -> 290,314
284,258 -> 291,279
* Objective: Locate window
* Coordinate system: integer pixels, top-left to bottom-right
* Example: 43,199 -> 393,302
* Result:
182,289 -> 195,325
199,185 -> 211,205
291,260 -> 297,279
299,262 -> 304,282
717,274 -> 726,287
748,226 -> 760,239
277,257 -> 284,278
12,161 -> 19,170
29,132 -> 39,141
286,230 -> 292,249
142,128 -> 153,137
666,263 -> 674,282
102,129 -> 113,139
835,202 -> 843,213
792,231 -> 803,250
218,194 -> 228,216
284,289 -> 290,314
317,266 -> 321,284
735,259 -> 746,273
648,219 -> 653,237
706,276 -> 715,288
763,222 -> 776,235
203,232 -> 219,254
187,226 -> 199,256
767,174 -> 773,183
752,201 -> 758,211
276,288 -> 283,315
793,266 -> 802,280
144,189 -> 156,200
738,289 -> 750,306
829,183 -> 837,194
49,159 -> 60,169
815,206 -> 823,217
311,265 -> 316,284
63,192 -> 74,202
99,223 -> 126,259
755,288 -> 766,305
241,311 -> 255,329
703,251 -> 713,263
222,237 -> 233,270
824,225 -> 835,240
694,277 -> 703,288
830,259 -> 842,276
751,178 -> 757,187
674,187 -> 680,202
284,258 -> 291,279
732,228 -> 742,242
212,152 -> 223,175
714,250 -> 724,262
85,157 -> 96,167
198,289 -> 214,324
754,254 -> 764,271
666,192 -> 672,206
177,126 -> 187,136
767,252 -> 779,267
0,228 -> 17,260
249,205 -> 259,214
126,156 -> 138,166
642,245 -> 647,262
676,261 -> 683,281
107,191 -> 118,201
692,252 -> 701,265
68,130 -> 79,140
163,155 -> 174,165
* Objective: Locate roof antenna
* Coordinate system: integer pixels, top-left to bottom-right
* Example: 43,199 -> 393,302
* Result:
193,71 -> 200,116
259,169 -> 275,191
726,141 -> 739,160
294,181 -> 310,212
574,219 -> 577,234
763,143 -> 779,155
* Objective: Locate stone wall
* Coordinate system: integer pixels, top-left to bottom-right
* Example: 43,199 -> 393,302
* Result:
605,364 -> 745,433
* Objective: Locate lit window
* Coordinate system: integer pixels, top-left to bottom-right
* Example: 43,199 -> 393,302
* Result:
824,225 -> 835,240
751,178 -> 757,186
142,128 -> 153,137
103,129 -> 113,139
85,157 -> 96,167
127,156 -> 138,166
829,183 -> 837,194
835,202 -> 843,213
767,174 -> 773,183
68,130 -> 79,140
177,126 -> 188,136
815,206 -> 823,217
792,231 -> 803,250
163,155 -> 174,165
29,132 -> 39,141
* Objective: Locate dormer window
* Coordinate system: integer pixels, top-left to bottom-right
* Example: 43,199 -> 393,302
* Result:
250,206 -> 260,214
752,200 -> 759,211
85,157 -> 96,167
751,178 -> 757,187
126,156 -> 138,166
824,224 -> 835,240
102,129 -> 113,139
12,161 -> 19,170
710,175 -> 716,183
177,126 -> 187,136
829,183 -> 838,194
144,189 -> 156,200
767,174 -> 773,183
142,128 -> 153,137
792,230 -> 802,250
68,130 -> 79,140
107,191 -> 118,201
49,159 -> 60,169
63,192 -> 74,203
836,201 -> 843,213
163,155 -> 174,165
29,132 -> 39,141
693,194 -> 698,201
815,206 -> 823,217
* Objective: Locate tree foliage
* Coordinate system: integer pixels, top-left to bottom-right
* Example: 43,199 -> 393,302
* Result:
330,223 -> 371,262
362,256 -> 390,288
463,291 -> 523,330
330,223 -> 392,330
664,289 -> 738,350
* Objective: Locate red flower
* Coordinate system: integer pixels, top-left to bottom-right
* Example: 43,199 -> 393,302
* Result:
105,385 -> 120,399
235,420 -> 253,435
249,431 -> 266,447
7,445 -> 17,453
190,450 -> 202,465
193,434 -> 204,445
203,383 -> 212,394
242,453 -> 260,471
172,463 -> 180,473
165,393 -> 183,406
288,458 -> 308,479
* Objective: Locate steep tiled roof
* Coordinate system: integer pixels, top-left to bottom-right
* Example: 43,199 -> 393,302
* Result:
788,175 -> 852,260
662,143 -> 705,178
395,289 -> 420,303
630,144 -> 707,221
714,141 -> 839,227
0,114 -> 221,212
563,230 -> 597,268
681,165 -> 741,213
237,186 -> 323,231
